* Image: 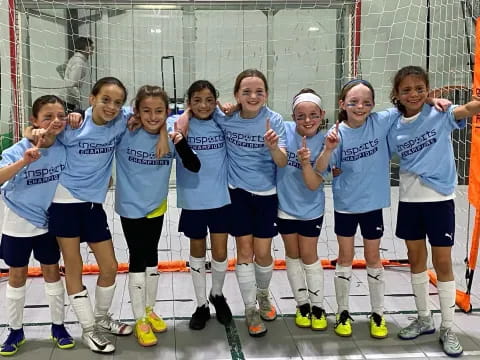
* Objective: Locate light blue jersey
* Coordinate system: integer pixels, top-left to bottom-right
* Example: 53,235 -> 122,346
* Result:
388,104 -> 464,196
330,109 -> 396,213
176,116 -> 229,210
57,106 -> 130,203
0,138 -> 66,228
277,122 -> 325,219
115,126 -> 175,218
215,106 -> 287,192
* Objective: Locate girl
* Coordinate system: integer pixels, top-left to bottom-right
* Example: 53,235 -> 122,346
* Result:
316,79 -> 449,339
115,85 -> 199,347
216,69 -> 287,337
316,79 -> 398,339
175,80 -> 232,330
276,89 -> 328,331
48,77 -> 133,354
389,66 -> 480,357
0,95 -> 74,355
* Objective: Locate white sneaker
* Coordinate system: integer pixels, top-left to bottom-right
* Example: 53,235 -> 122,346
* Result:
95,313 -> 133,336
82,329 -> 115,353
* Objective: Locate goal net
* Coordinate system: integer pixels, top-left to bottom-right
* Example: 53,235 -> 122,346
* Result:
0,0 -> 478,309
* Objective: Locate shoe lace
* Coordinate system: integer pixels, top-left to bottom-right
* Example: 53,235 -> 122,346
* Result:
53,325 -> 71,340
311,306 -> 324,319
371,313 -> 383,327
89,330 -> 111,345
298,304 -> 311,317
246,308 -> 261,327
257,291 -> 272,312
337,310 -> 354,325
442,328 -> 458,345
98,313 -> 123,329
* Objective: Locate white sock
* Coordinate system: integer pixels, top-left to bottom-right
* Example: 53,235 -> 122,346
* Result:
304,260 -> 324,309
235,263 -> 256,308
334,264 -> 352,313
6,284 -> 25,330
44,280 -> 65,325
286,256 -> 308,306
210,258 -> 228,296
145,266 -> 159,309
94,284 -> 116,318
190,256 -> 207,307
69,287 -> 95,331
255,262 -> 273,290
367,266 -> 385,316
128,272 -> 146,320
437,280 -> 455,329
411,271 -> 430,317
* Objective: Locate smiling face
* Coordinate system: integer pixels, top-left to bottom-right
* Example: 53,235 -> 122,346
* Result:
235,76 -> 268,118
293,101 -> 325,137
394,75 -> 429,117
89,84 -> 126,125
137,96 -> 169,134
31,102 -> 66,136
189,88 -> 216,120
339,83 -> 374,127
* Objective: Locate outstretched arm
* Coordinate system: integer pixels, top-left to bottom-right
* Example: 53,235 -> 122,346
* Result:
453,98 -> 480,120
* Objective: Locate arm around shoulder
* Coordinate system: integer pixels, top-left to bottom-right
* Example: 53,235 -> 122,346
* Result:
453,99 -> 480,121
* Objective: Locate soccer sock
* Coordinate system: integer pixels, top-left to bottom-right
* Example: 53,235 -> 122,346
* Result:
285,256 -> 308,306
411,271 -> 430,317
304,260 -> 324,309
210,258 -> 228,297
128,272 -> 146,320
145,266 -> 160,310
68,287 -> 95,331
189,256 -> 207,307
366,266 -> 385,316
235,262 -> 256,308
254,261 -> 273,291
6,283 -> 25,330
94,284 -> 116,318
437,280 -> 455,329
334,264 -> 352,314
44,280 -> 66,325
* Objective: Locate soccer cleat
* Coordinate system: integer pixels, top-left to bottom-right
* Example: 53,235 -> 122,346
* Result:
0,328 -> 25,356
245,307 -> 267,337
369,313 -> 388,339
51,324 -> 75,349
311,306 -> 328,331
95,313 -> 133,336
398,315 -> 435,340
295,303 -> 311,328
334,310 -> 353,337
256,289 -> 277,321
189,304 -> 211,330
82,329 -> 115,354
134,319 -> 157,347
439,327 -> 463,357
209,293 -> 233,325
145,306 -> 167,333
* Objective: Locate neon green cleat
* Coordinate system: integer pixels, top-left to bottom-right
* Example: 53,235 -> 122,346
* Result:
334,310 -> 353,337
370,313 -> 388,339
311,306 -> 328,331
295,303 -> 311,328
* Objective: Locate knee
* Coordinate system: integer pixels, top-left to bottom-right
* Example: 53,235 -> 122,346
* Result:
99,260 -> 118,280
41,264 -> 61,282
8,268 -> 27,287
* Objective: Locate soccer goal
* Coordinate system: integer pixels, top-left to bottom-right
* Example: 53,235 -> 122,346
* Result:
0,0 -> 478,311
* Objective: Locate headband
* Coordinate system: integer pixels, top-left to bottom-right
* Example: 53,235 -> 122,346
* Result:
292,93 -> 322,112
